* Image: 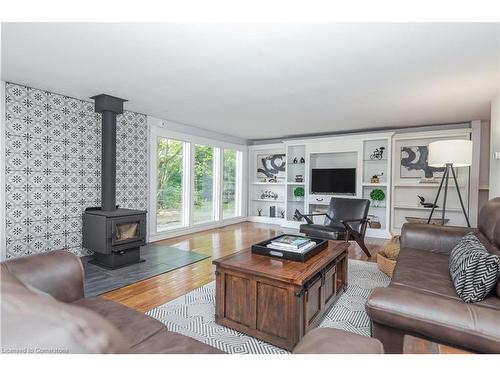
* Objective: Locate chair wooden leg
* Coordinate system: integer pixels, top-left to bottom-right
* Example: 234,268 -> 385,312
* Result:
350,231 -> 371,257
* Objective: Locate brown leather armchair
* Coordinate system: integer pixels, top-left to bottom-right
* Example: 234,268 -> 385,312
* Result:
366,197 -> 500,354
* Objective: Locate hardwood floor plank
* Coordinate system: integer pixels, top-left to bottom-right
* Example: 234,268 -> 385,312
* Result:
101,221 -> 385,312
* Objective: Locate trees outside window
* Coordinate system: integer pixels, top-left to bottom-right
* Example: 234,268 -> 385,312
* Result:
156,138 -> 184,231
223,149 -> 238,219
193,145 -> 215,224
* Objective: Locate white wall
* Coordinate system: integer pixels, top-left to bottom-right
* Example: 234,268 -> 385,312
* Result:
490,94 -> 500,198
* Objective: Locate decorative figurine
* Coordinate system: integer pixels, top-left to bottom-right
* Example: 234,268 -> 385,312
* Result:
280,210 -> 285,218
270,206 -> 276,218
367,215 -> 382,229
260,190 -> 266,199
295,174 -> 304,182
418,195 -> 438,208
293,157 -> 298,164
300,157 -> 305,164
257,208 -> 263,216
292,209 -> 304,221
370,172 -> 384,184
370,147 -> 385,160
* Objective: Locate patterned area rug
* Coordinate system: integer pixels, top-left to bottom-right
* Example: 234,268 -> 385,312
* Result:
147,259 -> 390,354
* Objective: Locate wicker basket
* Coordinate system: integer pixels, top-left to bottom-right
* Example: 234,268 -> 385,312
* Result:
377,251 -> 397,277
383,235 -> 401,259
377,236 -> 401,277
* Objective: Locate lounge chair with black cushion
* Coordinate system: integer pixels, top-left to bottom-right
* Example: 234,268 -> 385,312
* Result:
294,197 -> 371,256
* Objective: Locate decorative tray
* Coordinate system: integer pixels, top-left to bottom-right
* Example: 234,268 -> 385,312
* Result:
251,234 -> 328,262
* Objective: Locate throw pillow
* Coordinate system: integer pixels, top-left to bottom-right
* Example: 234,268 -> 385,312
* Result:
449,232 -> 500,303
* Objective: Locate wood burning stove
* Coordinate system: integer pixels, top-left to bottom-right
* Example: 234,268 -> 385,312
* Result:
82,94 -> 147,269
83,208 -> 146,269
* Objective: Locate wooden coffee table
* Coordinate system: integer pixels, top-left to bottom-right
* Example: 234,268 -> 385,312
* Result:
213,240 -> 349,350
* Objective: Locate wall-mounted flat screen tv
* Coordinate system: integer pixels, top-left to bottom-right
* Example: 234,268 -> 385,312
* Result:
311,168 -> 356,194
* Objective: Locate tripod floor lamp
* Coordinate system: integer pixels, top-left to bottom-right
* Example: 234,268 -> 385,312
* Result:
427,139 -> 472,227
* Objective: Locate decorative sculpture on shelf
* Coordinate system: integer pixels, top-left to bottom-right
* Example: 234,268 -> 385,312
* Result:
370,147 -> 385,160
370,173 -> 384,184
295,175 -> 304,182
292,157 -> 298,164
257,208 -> 263,216
292,209 -> 303,221
418,195 -> 438,208
367,214 -> 382,229
300,157 -> 305,164
280,210 -> 285,218
260,190 -> 278,200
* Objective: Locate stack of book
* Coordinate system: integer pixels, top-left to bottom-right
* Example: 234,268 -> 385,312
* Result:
266,235 -> 316,253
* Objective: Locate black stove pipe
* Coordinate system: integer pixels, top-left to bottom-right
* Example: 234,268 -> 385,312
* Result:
90,94 -> 127,211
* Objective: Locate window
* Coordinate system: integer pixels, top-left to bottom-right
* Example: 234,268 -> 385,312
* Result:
156,137 -> 185,232
151,126 -> 245,238
223,149 -> 241,219
193,144 -> 215,224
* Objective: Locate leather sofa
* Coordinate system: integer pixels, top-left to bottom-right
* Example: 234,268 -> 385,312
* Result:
366,197 -> 500,353
1,250 -> 223,354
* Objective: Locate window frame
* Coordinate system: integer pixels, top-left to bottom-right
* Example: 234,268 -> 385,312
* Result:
149,126 -> 246,241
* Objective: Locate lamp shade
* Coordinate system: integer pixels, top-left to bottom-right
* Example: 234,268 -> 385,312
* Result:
428,140 -> 472,167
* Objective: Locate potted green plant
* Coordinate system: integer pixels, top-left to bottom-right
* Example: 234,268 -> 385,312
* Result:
293,187 -> 305,201
370,188 -> 385,207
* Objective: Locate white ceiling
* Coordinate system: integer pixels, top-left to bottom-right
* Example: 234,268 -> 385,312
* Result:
2,23 -> 499,140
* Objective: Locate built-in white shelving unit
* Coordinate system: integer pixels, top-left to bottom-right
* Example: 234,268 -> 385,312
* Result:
247,125 -> 478,240
390,129 -> 472,234
361,137 -> 391,238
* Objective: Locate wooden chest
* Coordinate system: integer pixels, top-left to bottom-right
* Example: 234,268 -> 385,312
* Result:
213,240 -> 349,351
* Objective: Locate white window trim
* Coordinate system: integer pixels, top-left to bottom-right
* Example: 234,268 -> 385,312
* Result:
149,122 -> 247,243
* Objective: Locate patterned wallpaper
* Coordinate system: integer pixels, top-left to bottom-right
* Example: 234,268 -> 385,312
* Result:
4,82 -> 148,259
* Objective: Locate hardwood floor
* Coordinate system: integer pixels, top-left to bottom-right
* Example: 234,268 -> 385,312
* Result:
101,221 -> 385,312
404,335 -> 471,354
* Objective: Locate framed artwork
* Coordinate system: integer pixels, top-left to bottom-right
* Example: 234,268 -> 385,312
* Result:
400,146 -> 446,179
256,153 -> 286,181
